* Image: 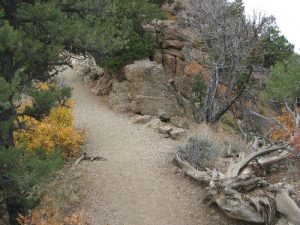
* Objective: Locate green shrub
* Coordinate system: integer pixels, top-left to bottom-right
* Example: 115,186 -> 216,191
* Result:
173,1 -> 184,12
100,32 -> 156,72
192,74 -> 207,104
0,146 -> 64,210
264,54 -> 300,105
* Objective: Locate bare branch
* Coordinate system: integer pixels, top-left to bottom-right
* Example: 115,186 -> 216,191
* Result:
227,143 -> 289,176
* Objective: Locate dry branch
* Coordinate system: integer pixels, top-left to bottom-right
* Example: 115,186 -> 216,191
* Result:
227,143 -> 289,177
275,189 -> 300,225
175,141 -> 300,225
73,153 -> 107,167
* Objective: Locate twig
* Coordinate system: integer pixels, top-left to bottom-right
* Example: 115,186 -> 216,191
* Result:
73,153 -> 107,167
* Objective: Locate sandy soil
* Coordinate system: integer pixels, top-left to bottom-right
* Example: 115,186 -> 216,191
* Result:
60,68 -> 249,225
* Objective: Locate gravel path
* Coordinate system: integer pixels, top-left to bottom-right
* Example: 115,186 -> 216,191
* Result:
61,69 -> 246,225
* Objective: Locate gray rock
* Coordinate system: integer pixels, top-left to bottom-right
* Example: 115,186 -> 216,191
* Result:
90,72 -> 112,96
162,40 -> 185,50
133,115 -> 152,124
159,110 -> 171,122
170,128 -> 187,140
147,118 -> 164,129
124,60 -> 183,117
153,50 -> 163,64
108,81 -> 131,113
173,76 -> 192,99
163,49 -> 184,59
157,125 -> 173,134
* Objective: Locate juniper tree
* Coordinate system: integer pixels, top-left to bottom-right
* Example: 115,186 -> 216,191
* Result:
264,54 -> 300,106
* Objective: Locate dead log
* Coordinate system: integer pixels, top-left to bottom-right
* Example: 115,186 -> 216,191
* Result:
175,141 -> 300,225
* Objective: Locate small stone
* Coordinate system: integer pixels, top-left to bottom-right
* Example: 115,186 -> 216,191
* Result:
147,119 -> 164,129
170,128 -> 187,140
157,125 -> 173,134
159,110 -> 171,122
133,115 -> 152,124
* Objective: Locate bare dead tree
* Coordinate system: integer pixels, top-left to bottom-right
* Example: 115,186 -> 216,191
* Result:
180,0 -> 274,123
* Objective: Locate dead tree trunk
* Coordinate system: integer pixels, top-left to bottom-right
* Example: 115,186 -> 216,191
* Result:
175,142 -> 300,225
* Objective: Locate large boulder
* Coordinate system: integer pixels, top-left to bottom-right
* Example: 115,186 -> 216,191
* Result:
163,49 -> 184,59
162,53 -> 177,78
173,76 -> 193,99
162,40 -> 185,50
124,60 -> 184,117
131,95 -> 182,116
108,81 -> 131,113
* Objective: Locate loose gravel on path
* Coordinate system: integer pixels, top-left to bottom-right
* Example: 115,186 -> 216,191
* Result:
60,69 -> 249,225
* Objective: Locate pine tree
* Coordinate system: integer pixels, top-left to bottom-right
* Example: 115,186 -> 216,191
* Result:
0,1 -> 163,223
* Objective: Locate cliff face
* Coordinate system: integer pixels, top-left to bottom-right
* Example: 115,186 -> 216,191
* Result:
81,19 -> 206,122
80,16 -> 267,131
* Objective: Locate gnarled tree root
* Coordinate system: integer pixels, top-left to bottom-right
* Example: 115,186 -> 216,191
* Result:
175,150 -> 300,225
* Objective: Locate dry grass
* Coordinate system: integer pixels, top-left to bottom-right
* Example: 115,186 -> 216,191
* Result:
42,165 -> 88,216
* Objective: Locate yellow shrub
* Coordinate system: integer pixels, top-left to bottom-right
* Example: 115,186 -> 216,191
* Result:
14,100 -> 85,159
36,82 -> 50,91
49,105 -> 74,127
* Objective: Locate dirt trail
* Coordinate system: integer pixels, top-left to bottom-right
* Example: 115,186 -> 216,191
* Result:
61,69 -> 244,225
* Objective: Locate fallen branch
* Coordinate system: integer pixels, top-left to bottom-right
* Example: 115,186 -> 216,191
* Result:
175,141 -> 300,225
73,153 -> 107,167
227,143 -> 289,176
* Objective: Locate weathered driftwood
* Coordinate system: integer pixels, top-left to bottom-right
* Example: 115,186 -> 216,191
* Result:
175,142 -> 300,225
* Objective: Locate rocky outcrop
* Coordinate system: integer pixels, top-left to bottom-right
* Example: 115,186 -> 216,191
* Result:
107,60 -> 195,119
108,81 -> 131,113
147,118 -> 188,140
81,61 -> 113,96
80,21 -> 205,123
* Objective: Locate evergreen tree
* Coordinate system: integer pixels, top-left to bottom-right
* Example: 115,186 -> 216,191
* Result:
0,1 -> 163,223
264,54 -> 300,106
260,26 -> 295,68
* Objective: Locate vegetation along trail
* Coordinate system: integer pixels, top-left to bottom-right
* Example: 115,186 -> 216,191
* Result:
60,68 -> 248,225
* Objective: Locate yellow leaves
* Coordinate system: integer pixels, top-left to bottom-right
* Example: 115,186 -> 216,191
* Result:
55,126 -> 85,159
14,100 -> 85,159
49,105 -> 74,127
16,97 -> 33,114
36,82 -> 50,91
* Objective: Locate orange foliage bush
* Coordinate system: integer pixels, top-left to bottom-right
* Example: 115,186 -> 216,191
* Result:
270,107 -> 300,152
270,108 -> 296,141
292,128 -> 300,152
14,99 -> 85,159
184,61 -> 210,82
17,198 -> 90,225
